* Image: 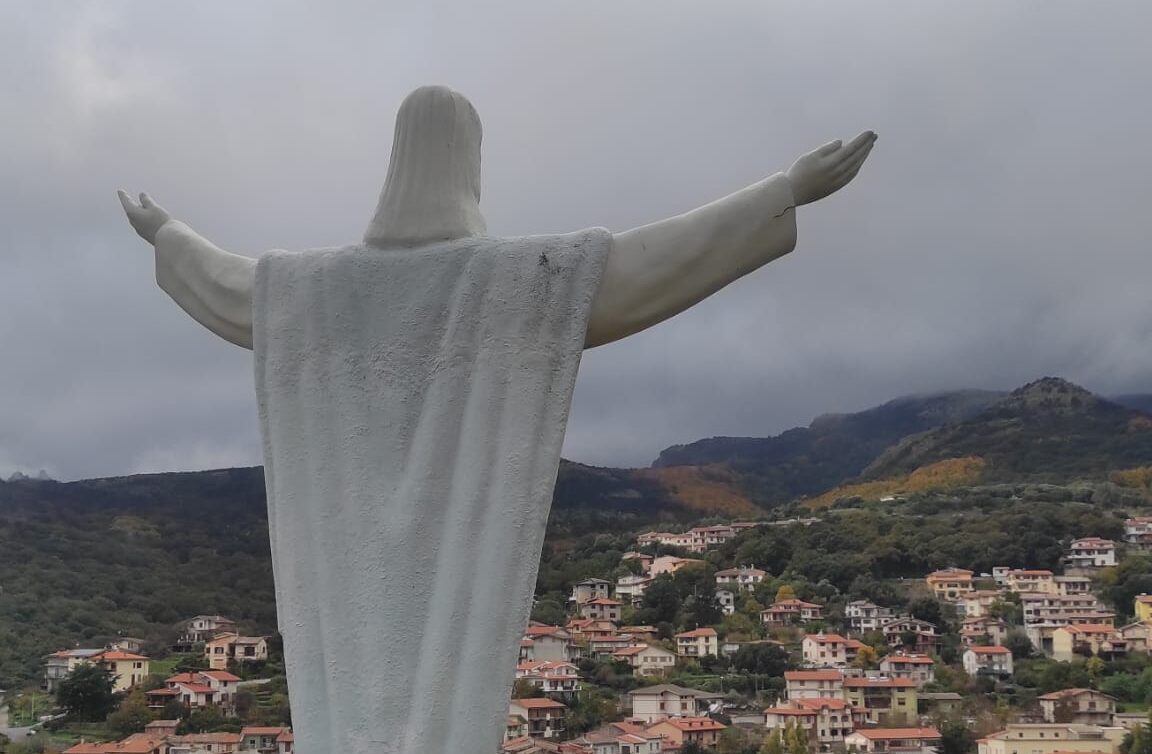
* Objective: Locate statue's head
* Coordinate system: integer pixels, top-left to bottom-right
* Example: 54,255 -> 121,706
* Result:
364,85 -> 487,248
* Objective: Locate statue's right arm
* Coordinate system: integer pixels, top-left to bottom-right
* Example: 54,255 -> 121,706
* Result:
119,192 -> 255,350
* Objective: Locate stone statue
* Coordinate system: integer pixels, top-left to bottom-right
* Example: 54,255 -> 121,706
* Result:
119,85 -> 875,754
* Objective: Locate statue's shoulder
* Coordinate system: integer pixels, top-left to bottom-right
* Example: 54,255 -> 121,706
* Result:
502,227 -> 612,251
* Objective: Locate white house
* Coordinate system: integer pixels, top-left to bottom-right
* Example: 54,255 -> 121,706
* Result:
963,646 -> 1013,677
674,628 -> 719,658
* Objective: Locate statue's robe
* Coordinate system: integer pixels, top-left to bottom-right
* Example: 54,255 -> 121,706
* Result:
252,229 -> 611,754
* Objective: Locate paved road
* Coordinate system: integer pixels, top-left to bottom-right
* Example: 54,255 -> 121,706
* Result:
0,699 -> 40,740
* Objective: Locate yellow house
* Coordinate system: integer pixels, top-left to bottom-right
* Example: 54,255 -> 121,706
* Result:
1134,595 -> 1152,622
978,723 -> 1125,754
91,649 -> 151,693
204,632 -> 270,670
842,677 -> 918,726
925,569 -> 974,601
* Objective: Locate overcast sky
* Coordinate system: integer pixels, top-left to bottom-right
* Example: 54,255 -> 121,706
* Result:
1,1 -> 1150,481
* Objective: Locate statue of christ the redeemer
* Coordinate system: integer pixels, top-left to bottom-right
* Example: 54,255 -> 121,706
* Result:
119,85 -> 875,754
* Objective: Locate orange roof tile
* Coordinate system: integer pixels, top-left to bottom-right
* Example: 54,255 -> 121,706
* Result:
851,728 -> 941,740
512,698 -> 568,710
785,670 -> 844,681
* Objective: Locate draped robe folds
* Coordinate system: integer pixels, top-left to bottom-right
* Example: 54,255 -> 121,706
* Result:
252,229 -> 611,754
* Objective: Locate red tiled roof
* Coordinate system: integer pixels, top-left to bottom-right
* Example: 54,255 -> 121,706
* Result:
795,698 -> 851,711
785,670 -> 844,681
968,646 -> 1011,654
93,650 -> 150,661
202,670 -> 242,681
242,727 -> 291,736
884,654 -> 935,664
649,717 -> 726,732
1039,688 -> 1113,701
851,728 -> 941,740
804,633 -> 849,644
585,598 -> 623,606
675,628 -> 717,638
511,698 -> 568,710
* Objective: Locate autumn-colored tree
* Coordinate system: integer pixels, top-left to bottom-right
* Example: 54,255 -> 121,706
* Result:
852,644 -> 879,669
775,585 -> 797,603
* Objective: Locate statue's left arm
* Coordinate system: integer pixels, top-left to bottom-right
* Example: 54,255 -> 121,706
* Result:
118,191 -> 256,350
585,130 -> 876,348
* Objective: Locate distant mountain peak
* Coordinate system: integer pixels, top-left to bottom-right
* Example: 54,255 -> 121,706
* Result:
996,377 -> 1103,415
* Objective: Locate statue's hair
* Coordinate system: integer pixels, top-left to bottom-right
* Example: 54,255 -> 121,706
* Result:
364,85 -> 487,248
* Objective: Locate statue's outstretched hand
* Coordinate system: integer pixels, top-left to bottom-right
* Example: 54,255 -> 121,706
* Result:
786,130 -> 877,206
117,190 -> 172,245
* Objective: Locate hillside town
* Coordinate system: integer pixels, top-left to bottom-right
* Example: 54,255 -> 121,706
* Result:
14,517 -> 1152,754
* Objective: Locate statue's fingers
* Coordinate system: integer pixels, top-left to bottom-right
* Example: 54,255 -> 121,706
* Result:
117,190 -> 138,212
815,139 -> 843,157
139,192 -> 155,209
831,141 -> 874,178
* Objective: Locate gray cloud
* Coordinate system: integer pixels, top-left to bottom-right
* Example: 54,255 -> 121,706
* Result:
1,1 -> 1150,479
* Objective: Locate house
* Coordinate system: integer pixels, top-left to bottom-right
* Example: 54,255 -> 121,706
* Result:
516,661 -> 582,696
91,650 -> 151,693
164,670 -> 241,708
963,646 -> 1014,677
842,677 -> 918,726
573,723 -> 664,754
571,579 -> 613,605
1038,689 -> 1116,726
1006,570 -> 1057,595
507,716 -> 530,742
510,698 -> 568,739
501,736 -> 562,754
961,617 -> 1009,647
1120,621 -> 1152,653
619,626 -> 660,642
846,601 -> 895,634
1065,539 -> 1117,570
977,723 -> 1127,754
64,735 -> 168,754
715,566 -> 767,591
1126,517 -> 1152,550
844,727 -> 941,754
523,626 -> 578,663
784,670 -> 845,700
925,569 -> 974,601
763,600 -> 824,627
644,717 -> 726,750
648,556 -> 708,577
957,591 -> 1003,619
881,618 -> 939,655
240,726 -> 293,754
765,698 -> 866,750
1020,593 -> 1113,628
627,684 -> 719,723
1055,576 -> 1095,596
1052,625 -> 1128,662
178,614 -> 238,647
167,732 -> 244,753
43,648 -> 105,692
716,590 -> 736,616
622,552 -> 655,571
613,644 -> 676,677
1134,595 -> 1152,622
802,634 -> 863,667
203,632 -> 269,670
879,654 -> 936,686
615,575 -> 654,606
674,628 -> 718,658
580,598 -> 623,622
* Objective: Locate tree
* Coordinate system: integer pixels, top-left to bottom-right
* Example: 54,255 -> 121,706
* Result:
732,643 -> 789,676
760,729 -> 784,754
512,679 -> 543,699
906,597 -> 946,628
177,705 -> 229,734
530,598 -> 567,626
853,645 -> 879,670
56,663 -> 118,722
1003,630 -> 1034,660
785,720 -> 808,754
775,585 -> 797,603
718,727 -> 749,754
107,689 -> 154,737
638,575 -> 682,626
937,719 -> 976,754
